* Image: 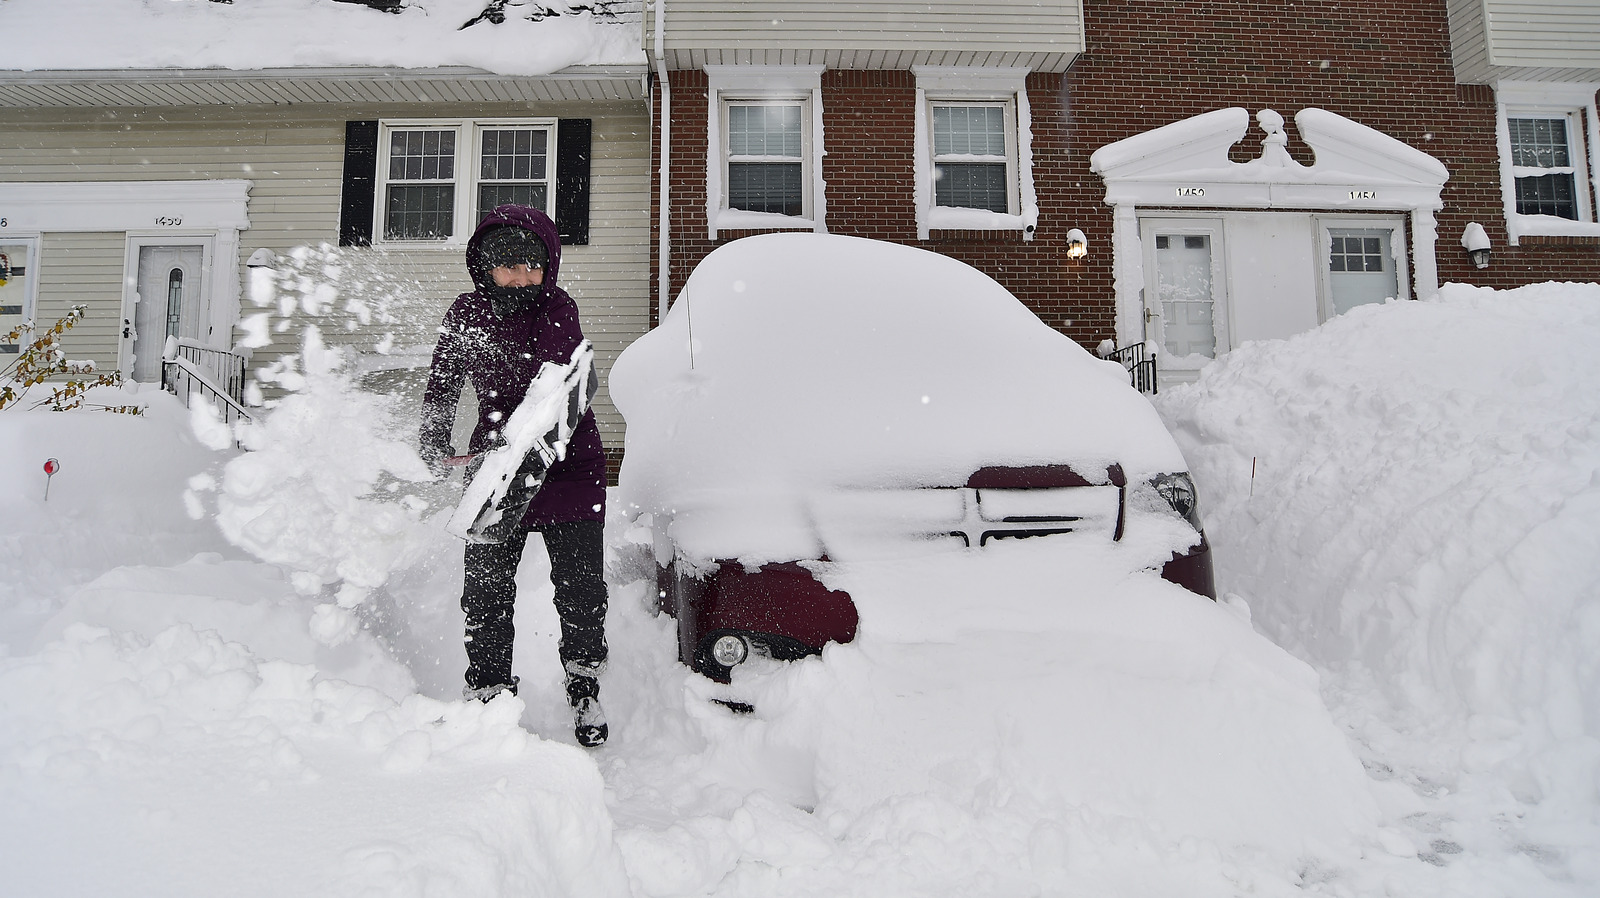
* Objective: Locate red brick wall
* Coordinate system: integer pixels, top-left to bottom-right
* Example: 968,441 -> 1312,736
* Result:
649,0 -> 1600,344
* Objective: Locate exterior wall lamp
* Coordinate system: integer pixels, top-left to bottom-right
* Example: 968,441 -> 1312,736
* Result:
1461,222 -> 1491,269
1066,228 -> 1088,259
246,248 -> 280,268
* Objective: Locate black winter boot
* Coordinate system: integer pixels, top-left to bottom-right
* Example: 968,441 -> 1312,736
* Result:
565,661 -> 608,747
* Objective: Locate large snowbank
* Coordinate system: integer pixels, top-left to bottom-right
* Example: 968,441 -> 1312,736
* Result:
0,277 -> 1597,896
1156,281 -> 1600,885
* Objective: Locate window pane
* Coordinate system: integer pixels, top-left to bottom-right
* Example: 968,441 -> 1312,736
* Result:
479,128 -> 548,181
1154,233 -> 1216,359
478,183 -> 549,224
728,104 -> 803,160
934,162 -> 1007,212
1510,117 -> 1571,168
1328,231 -> 1386,272
728,162 -> 803,215
385,184 -> 455,240
933,105 -> 1006,157
1515,172 -> 1578,219
389,129 -> 455,181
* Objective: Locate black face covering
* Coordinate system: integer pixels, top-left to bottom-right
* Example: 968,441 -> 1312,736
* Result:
487,281 -> 545,319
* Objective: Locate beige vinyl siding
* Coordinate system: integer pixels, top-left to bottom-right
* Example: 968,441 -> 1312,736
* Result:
1449,0 -> 1494,83
34,232 -> 125,375
1484,0 -> 1600,70
0,103 -> 650,443
647,0 -> 1084,71
1452,0 -> 1600,82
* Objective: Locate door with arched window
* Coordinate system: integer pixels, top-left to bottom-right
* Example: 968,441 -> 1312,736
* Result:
131,245 -> 205,383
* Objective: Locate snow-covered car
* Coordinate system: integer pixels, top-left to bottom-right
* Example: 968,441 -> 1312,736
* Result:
611,233 -> 1214,682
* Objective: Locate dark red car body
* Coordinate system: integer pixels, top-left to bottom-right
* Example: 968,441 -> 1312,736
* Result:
657,463 -> 1215,682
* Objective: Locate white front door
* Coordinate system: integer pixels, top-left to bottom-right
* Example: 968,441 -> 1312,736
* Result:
1141,219 -> 1229,371
131,245 -> 205,383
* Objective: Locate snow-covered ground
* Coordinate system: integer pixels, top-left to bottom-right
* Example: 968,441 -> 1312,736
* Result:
1,278 -> 1597,897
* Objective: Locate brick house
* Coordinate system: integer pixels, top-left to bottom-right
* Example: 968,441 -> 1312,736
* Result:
645,0 -> 1600,383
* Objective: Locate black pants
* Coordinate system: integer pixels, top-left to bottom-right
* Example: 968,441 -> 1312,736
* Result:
461,519 -> 608,692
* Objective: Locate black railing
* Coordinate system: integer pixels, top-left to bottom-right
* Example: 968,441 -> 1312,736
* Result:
161,337 -> 252,426
1099,341 -> 1158,395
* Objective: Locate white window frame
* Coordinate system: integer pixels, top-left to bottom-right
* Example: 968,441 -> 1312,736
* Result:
705,65 -> 826,240
374,117 -> 558,247
913,66 -> 1038,241
1493,81 -> 1600,245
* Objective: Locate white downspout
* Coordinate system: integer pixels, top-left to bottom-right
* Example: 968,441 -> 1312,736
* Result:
651,0 -> 672,323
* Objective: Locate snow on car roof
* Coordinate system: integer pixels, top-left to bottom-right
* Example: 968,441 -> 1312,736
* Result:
611,233 -> 1189,563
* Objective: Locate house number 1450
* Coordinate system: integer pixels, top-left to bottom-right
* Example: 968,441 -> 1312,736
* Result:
155,216 -> 183,226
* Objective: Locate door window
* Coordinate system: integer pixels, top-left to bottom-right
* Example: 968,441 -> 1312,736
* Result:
1151,232 -> 1219,360
1323,227 -> 1399,318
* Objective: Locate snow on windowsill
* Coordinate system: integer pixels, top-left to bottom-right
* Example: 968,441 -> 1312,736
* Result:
922,207 -> 1034,241
1507,213 -> 1600,246
711,208 -> 818,238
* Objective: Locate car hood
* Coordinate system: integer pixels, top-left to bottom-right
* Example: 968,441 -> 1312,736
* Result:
612,233 -> 1190,564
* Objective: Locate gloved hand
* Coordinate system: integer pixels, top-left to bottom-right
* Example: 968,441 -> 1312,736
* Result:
421,442 -> 455,479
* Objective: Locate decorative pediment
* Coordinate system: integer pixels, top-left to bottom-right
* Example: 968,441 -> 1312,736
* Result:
1089,108 -> 1448,211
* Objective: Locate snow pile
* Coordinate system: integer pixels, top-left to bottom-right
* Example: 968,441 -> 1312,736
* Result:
0,0 -> 643,75
1,618 -> 630,898
2,277 -> 1599,897
1155,281 -> 1600,882
0,391 -> 233,653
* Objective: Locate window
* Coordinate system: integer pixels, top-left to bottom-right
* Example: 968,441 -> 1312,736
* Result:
1493,82 -> 1600,243
913,67 -> 1037,241
705,65 -> 824,238
725,103 -> 805,215
1509,115 -> 1579,219
931,103 -> 1012,213
376,119 -> 555,243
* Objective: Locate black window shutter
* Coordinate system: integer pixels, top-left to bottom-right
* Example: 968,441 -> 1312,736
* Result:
339,120 -> 379,247
556,118 -> 592,246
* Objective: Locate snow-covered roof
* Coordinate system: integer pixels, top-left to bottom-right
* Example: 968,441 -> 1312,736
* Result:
0,0 -> 646,103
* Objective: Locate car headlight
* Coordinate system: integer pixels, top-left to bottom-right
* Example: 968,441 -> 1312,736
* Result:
711,634 -> 749,668
1150,472 -> 1203,531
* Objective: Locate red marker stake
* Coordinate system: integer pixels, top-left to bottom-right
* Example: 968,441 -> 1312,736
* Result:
43,457 -> 59,501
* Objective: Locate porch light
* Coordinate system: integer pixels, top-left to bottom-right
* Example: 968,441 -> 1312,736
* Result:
245,248 -> 280,268
1065,228 -> 1088,259
1461,222 -> 1491,269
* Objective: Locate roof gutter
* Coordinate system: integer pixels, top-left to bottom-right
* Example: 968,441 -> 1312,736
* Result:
651,0 -> 671,325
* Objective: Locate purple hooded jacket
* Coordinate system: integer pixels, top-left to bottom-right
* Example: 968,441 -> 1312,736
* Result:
420,205 -> 606,526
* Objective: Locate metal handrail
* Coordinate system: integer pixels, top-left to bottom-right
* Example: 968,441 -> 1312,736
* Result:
1098,341 -> 1158,395
161,337 -> 251,425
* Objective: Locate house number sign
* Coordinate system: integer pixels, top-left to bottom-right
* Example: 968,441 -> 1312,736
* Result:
1349,190 -> 1375,199
155,216 -> 184,226
1176,187 -> 1205,197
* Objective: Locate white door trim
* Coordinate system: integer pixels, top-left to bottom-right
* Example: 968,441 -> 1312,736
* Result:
1138,216 -> 1231,368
